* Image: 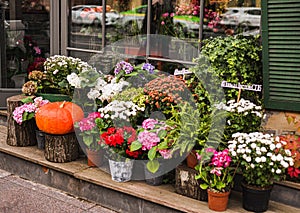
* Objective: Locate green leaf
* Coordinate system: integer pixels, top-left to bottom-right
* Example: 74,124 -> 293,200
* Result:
157,130 -> 167,139
27,113 -> 35,121
146,160 -> 160,173
200,183 -> 208,190
21,97 -> 34,104
130,141 -> 142,151
148,147 -> 157,161
157,141 -> 168,150
83,135 -> 93,147
22,111 -> 29,121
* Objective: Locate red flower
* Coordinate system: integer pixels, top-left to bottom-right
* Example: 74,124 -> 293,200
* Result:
288,166 -> 300,178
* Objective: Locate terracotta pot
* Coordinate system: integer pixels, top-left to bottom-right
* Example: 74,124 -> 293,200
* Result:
186,150 -> 198,168
241,182 -> 273,212
207,189 -> 230,212
86,149 -> 104,167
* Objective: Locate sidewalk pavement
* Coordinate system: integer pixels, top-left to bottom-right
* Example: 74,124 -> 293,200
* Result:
0,169 -> 116,213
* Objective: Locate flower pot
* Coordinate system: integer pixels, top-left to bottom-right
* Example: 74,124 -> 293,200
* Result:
241,182 -> 273,212
186,150 -> 198,169
144,165 -> 164,186
36,129 -> 45,150
108,159 -> 134,182
207,189 -> 230,212
86,149 -> 104,167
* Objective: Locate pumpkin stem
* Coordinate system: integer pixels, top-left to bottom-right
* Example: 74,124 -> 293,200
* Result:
60,101 -> 66,108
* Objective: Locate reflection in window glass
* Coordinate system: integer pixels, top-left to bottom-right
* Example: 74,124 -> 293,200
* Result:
3,0 -> 49,88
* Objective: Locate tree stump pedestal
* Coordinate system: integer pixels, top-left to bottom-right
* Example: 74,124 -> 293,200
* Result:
44,132 -> 79,163
6,94 -> 37,146
175,164 -> 208,201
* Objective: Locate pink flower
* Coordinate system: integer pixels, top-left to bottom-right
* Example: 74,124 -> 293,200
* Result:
162,12 -> 169,18
161,21 -> 165,25
34,46 -> 41,54
211,167 -> 223,176
142,118 -> 158,130
88,112 -> 102,119
159,149 -> 172,159
138,131 -> 160,150
170,13 -> 175,17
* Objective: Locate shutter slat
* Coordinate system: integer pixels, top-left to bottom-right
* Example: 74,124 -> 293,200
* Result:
263,0 -> 300,111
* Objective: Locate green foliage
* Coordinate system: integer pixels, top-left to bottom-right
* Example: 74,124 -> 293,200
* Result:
201,35 -> 262,103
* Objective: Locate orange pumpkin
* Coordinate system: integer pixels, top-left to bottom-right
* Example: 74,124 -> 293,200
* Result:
36,101 -> 84,135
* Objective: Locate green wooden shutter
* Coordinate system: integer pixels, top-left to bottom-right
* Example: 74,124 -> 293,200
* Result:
262,0 -> 300,111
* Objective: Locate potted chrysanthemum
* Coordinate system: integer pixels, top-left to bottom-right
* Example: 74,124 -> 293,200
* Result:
228,132 -> 294,212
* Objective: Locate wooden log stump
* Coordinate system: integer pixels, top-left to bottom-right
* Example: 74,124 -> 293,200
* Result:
44,132 -> 79,163
175,164 -> 208,201
6,94 -> 37,146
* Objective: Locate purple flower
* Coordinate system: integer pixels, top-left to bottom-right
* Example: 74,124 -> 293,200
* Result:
142,63 -> 155,74
114,61 -> 134,75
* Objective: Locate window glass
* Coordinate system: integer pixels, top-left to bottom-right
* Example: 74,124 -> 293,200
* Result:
2,0 -> 49,88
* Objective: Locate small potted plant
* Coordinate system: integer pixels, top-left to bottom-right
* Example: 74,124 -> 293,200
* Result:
10,96 -> 49,147
228,132 -> 294,212
75,112 -> 108,167
100,125 -> 141,182
130,118 -> 175,185
195,147 -> 236,211
22,55 -> 96,101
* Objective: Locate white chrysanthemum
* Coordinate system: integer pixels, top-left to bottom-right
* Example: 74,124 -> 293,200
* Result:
261,156 -> 266,162
276,154 -> 283,161
276,143 -> 282,149
271,168 -> 275,173
261,147 -> 267,152
276,169 -> 282,174
270,143 -> 276,151
246,156 -> 251,162
250,143 -> 256,149
255,157 -> 261,163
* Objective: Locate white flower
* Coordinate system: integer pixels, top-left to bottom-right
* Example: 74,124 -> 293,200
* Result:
250,143 -> 256,149
255,157 -> 261,163
276,143 -> 282,149
250,164 -> 255,168
53,69 -> 59,75
261,156 -> 266,162
271,155 -> 277,162
246,156 -> 252,162
261,147 -> 267,152
276,154 -> 283,161
87,89 -> 100,100
281,161 -> 289,168
67,73 -> 81,88
276,169 -> 282,174
270,143 -> 276,151
271,168 -> 275,173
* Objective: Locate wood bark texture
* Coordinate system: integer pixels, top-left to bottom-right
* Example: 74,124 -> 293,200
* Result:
44,132 -> 79,163
6,95 -> 37,146
175,164 -> 208,201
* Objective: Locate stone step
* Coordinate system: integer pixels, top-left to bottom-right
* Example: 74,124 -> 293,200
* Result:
0,124 -> 299,212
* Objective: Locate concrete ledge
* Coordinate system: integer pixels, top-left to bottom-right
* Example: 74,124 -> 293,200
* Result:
0,125 -> 299,212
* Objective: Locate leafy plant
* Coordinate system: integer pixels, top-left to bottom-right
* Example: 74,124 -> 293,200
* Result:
201,35 -> 262,103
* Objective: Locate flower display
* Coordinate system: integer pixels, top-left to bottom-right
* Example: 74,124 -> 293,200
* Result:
278,134 -> 300,180
100,126 -> 141,160
130,118 -> 175,173
215,98 -> 264,141
75,112 -> 107,151
228,132 -> 294,187
195,147 -> 236,192
43,55 -> 95,95
13,96 -> 49,125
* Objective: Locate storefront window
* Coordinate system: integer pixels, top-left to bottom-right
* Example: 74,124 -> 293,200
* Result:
1,0 -> 49,89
